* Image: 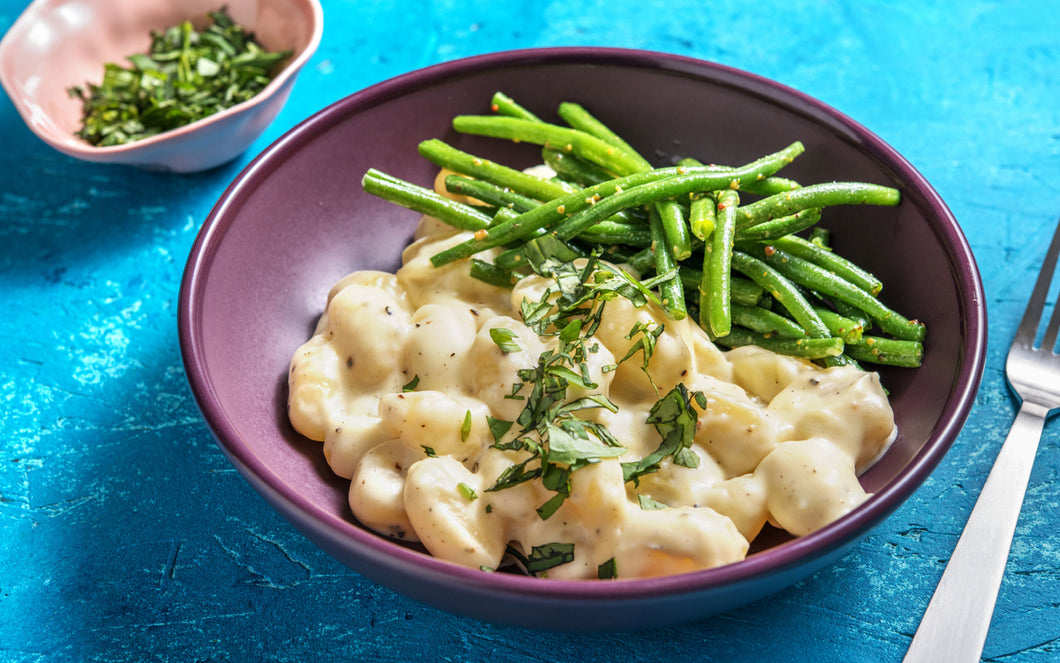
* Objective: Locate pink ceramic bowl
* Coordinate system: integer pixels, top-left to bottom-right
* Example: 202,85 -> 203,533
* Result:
0,0 -> 322,172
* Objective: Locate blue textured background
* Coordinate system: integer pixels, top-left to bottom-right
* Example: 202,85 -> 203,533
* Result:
2,1 -> 1059,661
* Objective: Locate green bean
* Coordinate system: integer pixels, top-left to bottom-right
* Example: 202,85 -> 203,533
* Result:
445,175 -> 538,213
845,336 -> 924,367
678,265 -> 700,288
822,353 -> 861,368
547,168 -> 771,243
556,101 -> 653,170
676,156 -> 720,170
677,156 -> 801,197
702,189 -> 739,337
814,306 -> 864,344
489,93 -> 622,189
580,220 -> 653,247
656,199 -> 693,260
418,139 -> 574,202
834,299 -> 871,329
625,245 -> 656,274
469,259 -> 518,288
499,216 -> 650,254
730,250 -> 830,338
452,115 -> 647,176
493,248 -> 528,271
362,95 -> 927,370
490,91 -> 541,121
689,192 -> 717,240
731,304 -> 807,339
736,208 -> 821,243
735,181 -> 900,230
542,148 -> 615,186
430,170 -> 667,266
490,95 -> 644,189
649,206 -> 687,320
730,276 -> 766,307
706,141 -> 805,184
679,268 -> 764,307
507,99 -> 660,241
362,168 -> 492,231
632,237 -> 707,274
768,234 -> 883,295
713,327 -> 844,359
696,267 -> 713,337
491,206 -> 521,226
430,143 -> 803,267
536,151 -> 644,226
510,110 -> 646,222
755,246 -> 926,342
809,227 -> 831,248
740,176 -> 802,196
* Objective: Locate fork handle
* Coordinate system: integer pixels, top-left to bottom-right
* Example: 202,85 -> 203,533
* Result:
903,401 -> 1048,663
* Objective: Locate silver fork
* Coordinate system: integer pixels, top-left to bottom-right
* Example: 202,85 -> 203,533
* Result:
904,218 -> 1060,662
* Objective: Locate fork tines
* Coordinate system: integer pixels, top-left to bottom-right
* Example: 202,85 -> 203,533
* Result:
1016,218 -> 1060,353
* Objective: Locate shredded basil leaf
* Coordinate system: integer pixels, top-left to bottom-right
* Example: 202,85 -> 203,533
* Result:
489,327 -> 522,353
526,542 -> 576,575
486,416 -> 513,442
504,541 -> 575,577
536,491 -> 568,520
637,494 -> 669,510
622,383 -> 703,485
545,422 -> 623,466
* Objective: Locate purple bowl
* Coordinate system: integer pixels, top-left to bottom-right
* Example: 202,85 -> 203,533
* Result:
178,47 -> 986,631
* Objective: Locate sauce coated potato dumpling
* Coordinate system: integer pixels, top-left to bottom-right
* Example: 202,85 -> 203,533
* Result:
288,216 -> 896,579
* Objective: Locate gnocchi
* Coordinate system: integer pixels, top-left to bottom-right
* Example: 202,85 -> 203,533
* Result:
288,215 -> 897,579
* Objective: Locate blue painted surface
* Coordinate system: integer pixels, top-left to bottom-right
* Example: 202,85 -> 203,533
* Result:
2,0 -> 1059,660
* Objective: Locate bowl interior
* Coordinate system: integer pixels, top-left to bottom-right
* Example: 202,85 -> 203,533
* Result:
0,0 -> 320,150
180,49 -> 985,627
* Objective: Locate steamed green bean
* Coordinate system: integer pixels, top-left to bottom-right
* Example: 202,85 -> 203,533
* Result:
358,92 -> 922,370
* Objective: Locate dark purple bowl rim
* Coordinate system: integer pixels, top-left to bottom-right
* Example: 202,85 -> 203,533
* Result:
178,46 -> 987,601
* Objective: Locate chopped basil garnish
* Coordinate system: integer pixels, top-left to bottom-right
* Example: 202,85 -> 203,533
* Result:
504,541 -> 576,576
620,321 -> 665,371
527,542 -> 576,574
486,416 -> 514,442
637,494 -> 669,510
460,410 -> 473,442
481,253 -> 708,576
67,8 -> 292,147
489,327 -> 522,353
457,482 -> 477,501
623,383 -> 703,485
545,421 -> 623,466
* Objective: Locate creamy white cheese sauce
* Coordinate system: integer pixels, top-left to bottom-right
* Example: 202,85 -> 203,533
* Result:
288,215 -> 896,579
